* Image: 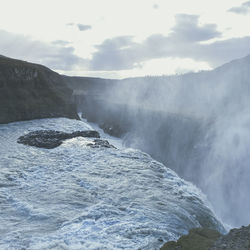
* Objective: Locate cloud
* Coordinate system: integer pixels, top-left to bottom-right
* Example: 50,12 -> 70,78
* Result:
52,40 -> 72,46
90,36 -> 137,70
141,33 -> 250,67
87,14 -> 250,71
228,1 -> 250,15
244,1 -> 250,7
170,14 -> 221,42
0,30 -> 87,71
88,14 -> 230,71
181,36 -> 250,66
66,23 -> 92,31
77,24 -> 92,31
153,4 -> 159,9
1,14 -> 250,75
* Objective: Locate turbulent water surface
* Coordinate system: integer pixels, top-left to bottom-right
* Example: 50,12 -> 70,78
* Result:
0,118 -> 223,249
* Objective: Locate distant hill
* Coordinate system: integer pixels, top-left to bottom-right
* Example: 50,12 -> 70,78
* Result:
0,56 -> 79,124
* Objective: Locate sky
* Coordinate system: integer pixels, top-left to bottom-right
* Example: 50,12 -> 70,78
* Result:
0,0 -> 250,79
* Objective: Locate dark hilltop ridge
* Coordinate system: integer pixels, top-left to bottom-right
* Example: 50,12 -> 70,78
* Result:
0,55 -> 79,124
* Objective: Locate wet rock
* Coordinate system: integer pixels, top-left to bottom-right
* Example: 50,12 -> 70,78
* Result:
17,130 -> 100,149
161,225 -> 250,250
87,139 -> 116,149
160,228 -> 222,250
211,225 -> 250,250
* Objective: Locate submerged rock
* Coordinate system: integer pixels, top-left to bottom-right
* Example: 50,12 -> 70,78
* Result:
17,129 -> 100,149
87,139 -> 116,149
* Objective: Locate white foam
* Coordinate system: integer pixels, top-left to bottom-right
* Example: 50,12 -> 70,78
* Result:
0,118 -> 223,249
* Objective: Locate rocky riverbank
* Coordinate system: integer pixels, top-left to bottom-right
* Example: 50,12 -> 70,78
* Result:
161,225 -> 250,250
211,225 -> 250,250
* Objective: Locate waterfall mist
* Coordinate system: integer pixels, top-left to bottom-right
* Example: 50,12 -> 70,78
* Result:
100,55 -> 250,227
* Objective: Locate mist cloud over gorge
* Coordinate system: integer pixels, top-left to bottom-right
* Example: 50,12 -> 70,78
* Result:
100,55 -> 250,227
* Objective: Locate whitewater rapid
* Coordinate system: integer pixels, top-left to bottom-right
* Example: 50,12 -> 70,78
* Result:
0,118 -> 223,249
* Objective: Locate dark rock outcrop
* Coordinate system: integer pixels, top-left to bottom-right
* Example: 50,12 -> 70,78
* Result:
161,225 -> 250,250
0,56 -> 79,124
87,139 -> 116,149
17,130 -> 100,149
160,228 -> 222,250
211,225 -> 250,250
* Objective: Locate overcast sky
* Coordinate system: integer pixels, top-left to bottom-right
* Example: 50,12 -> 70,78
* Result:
0,0 -> 250,78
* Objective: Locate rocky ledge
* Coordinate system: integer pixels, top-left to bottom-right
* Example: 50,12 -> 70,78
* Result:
17,130 -> 101,149
211,225 -> 250,250
161,225 -> 250,250
160,228 -> 221,250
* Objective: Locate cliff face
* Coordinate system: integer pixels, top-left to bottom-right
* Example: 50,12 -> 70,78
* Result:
0,56 -> 79,124
63,75 -> 117,112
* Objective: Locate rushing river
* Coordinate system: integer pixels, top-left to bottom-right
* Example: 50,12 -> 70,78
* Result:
0,118 -> 224,249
